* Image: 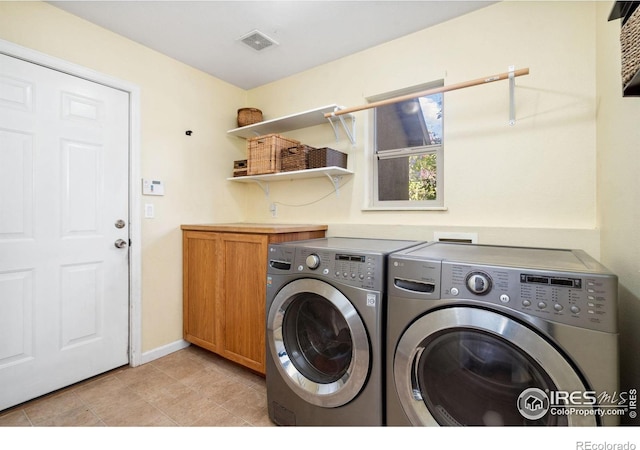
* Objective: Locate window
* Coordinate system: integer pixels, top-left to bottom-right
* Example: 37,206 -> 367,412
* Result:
369,81 -> 444,209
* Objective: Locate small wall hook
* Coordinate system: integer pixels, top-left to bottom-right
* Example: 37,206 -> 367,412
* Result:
185,130 -> 193,136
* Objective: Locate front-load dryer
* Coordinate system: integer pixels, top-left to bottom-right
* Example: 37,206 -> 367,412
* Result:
386,242 -> 620,426
266,237 -> 422,426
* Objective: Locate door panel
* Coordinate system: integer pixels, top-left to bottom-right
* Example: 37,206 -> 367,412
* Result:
0,270 -> 33,366
0,129 -> 33,238
183,231 -> 220,350
60,262 -> 103,349
61,140 -> 102,235
221,233 -> 267,368
0,53 -> 129,411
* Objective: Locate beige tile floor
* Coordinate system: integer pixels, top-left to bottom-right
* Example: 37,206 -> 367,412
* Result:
0,345 -> 274,427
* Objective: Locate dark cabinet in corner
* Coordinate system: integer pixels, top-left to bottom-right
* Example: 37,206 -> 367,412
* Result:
609,1 -> 640,96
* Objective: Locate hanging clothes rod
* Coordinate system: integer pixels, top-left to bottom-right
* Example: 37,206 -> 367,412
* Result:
324,67 -> 530,118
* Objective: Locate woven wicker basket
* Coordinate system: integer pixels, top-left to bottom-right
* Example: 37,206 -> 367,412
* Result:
621,6 -> 640,87
280,145 -> 314,172
308,147 -> 348,169
237,108 -> 263,127
247,134 -> 300,175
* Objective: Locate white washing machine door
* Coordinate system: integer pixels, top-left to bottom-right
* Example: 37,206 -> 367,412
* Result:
394,307 -> 597,426
267,278 -> 370,408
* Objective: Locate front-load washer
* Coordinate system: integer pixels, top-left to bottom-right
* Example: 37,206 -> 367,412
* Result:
386,242 -> 619,426
266,237 -> 423,426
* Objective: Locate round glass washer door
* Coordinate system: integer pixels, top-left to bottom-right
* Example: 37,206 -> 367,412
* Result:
394,307 -> 596,426
267,278 -> 370,408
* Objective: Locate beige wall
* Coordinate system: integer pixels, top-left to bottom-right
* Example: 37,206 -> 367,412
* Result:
596,1 -> 640,423
0,1 -> 247,352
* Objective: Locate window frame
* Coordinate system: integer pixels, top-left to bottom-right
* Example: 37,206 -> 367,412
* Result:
365,80 -> 446,211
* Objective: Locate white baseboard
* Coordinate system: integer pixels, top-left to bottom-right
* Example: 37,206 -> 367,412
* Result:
136,339 -> 191,366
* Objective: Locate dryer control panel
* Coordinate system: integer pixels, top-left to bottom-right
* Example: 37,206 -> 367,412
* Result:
441,262 -> 618,333
388,254 -> 618,334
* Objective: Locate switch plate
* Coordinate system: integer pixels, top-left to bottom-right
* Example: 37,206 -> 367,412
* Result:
144,203 -> 155,218
142,179 -> 165,196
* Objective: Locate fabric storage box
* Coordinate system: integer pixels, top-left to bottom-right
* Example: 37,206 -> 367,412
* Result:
308,147 -> 348,169
233,159 -> 248,177
280,144 -> 314,172
247,133 -> 300,175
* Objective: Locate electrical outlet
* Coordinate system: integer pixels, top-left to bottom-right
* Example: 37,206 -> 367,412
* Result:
269,203 -> 277,217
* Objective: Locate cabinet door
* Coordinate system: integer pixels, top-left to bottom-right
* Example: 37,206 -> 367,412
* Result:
183,231 -> 221,352
220,233 -> 268,373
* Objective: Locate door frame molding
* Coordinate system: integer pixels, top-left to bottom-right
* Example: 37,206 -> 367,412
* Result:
0,39 -> 143,367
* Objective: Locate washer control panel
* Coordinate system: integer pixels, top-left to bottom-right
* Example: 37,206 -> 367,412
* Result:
441,262 -> 618,333
299,249 -> 384,290
267,245 -> 384,290
466,272 -> 492,295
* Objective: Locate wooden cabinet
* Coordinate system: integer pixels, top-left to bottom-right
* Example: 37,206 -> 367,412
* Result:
181,223 -> 327,374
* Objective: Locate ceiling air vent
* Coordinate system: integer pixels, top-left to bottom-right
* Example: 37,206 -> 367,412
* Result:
238,29 -> 279,51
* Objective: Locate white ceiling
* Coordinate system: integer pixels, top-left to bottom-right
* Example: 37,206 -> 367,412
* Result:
49,1 -> 495,90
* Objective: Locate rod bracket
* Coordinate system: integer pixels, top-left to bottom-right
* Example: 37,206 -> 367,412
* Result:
508,65 -> 516,126
326,107 -> 356,145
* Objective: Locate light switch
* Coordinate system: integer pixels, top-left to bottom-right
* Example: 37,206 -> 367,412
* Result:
142,179 -> 165,196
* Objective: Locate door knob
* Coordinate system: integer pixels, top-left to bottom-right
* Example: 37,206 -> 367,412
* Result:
114,239 -> 128,249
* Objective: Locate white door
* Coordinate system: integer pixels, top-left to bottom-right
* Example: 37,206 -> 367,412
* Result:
0,53 -> 130,411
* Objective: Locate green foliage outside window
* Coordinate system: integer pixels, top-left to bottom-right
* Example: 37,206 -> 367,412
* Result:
409,154 -> 437,201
